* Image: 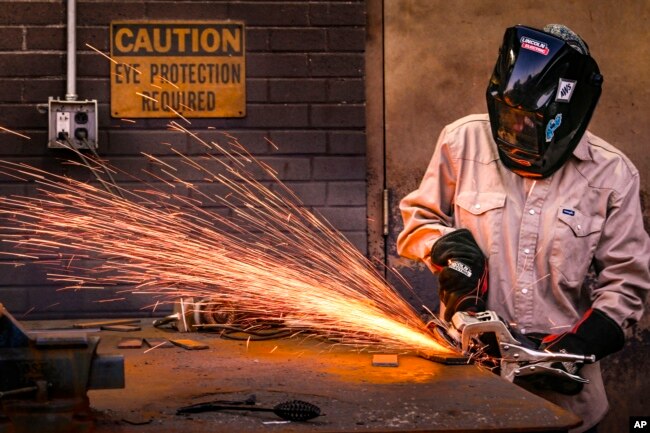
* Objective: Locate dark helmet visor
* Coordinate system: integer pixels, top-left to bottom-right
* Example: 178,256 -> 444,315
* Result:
494,100 -> 541,159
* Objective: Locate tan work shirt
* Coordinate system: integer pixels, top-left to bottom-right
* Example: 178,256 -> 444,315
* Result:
397,114 -> 650,432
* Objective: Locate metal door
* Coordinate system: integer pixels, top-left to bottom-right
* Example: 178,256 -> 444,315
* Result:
377,0 -> 495,314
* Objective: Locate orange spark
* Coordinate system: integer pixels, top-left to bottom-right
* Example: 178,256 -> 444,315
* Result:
158,76 -> 180,89
85,43 -> 118,64
0,126 -> 31,140
136,92 -> 157,102
164,105 -> 191,125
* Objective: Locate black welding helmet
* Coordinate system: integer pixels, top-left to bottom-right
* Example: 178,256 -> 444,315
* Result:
486,24 -> 603,178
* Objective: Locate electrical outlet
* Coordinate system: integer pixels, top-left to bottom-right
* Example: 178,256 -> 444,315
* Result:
48,98 -> 98,150
56,112 -> 71,141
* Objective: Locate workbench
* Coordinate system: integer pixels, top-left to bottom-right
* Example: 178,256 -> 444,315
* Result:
18,318 -> 581,433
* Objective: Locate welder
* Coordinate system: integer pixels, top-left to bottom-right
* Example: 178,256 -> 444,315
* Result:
397,24 -> 650,433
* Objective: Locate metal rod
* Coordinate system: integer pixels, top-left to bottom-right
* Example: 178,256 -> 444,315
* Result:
0,386 -> 38,399
65,0 -> 77,101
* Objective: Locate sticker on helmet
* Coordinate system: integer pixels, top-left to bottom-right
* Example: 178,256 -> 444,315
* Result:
556,78 -> 577,102
520,36 -> 550,55
545,114 -> 562,142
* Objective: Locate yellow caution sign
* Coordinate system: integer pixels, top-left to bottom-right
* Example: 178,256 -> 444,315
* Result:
110,21 -> 245,118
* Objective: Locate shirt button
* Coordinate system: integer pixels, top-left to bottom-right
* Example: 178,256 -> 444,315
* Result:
577,224 -> 582,230
475,204 -> 481,210
522,288 -> 528,294
520,327 -> 526,334
523,248 -> 530,254
529,209 -> 536,215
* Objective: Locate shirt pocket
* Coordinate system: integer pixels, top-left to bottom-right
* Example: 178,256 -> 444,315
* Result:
549,207 -> 604,285
455,191 -> 506,254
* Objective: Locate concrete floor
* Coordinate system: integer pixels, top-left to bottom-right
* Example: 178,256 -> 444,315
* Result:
15,318 -> 581,433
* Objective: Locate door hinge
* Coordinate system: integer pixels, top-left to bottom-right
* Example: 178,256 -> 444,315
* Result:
382,188 -> 389,236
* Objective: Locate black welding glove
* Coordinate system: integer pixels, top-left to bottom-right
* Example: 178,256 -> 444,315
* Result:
430,229 -> 488,322
532,308 -> 625,395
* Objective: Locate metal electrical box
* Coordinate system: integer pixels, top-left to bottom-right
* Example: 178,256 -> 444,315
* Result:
47,97 -> 98,150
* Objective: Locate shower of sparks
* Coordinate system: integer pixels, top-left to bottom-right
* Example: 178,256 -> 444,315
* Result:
0,126 -> 455,357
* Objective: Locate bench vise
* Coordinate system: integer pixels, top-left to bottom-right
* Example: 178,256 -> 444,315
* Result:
0,303 -> 124,433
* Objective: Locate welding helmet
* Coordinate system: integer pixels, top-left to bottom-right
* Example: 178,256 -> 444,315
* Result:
486,24 -> 603,178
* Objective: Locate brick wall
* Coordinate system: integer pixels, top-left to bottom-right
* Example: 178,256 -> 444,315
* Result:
0,1 -> 367,318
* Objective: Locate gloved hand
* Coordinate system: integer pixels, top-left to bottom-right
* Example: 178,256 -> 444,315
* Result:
430,229 -> 488,322
534,308 -> 625,395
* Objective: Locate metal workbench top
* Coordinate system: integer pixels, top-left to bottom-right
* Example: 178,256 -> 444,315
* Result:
22,318 -> 582,433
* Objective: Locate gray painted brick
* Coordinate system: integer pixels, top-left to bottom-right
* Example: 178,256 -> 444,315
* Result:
186,181 -> 233,202
328,28 -> 366,51
0,53 -> 64,77
268,131 -> 327,154
315,206 -> 366,231
154,155 -> 233,182
247,53 -> 309,78
327,181 -> 366,205
77,3 -> 145,25
121,180 -> 192,200
309,53 -> 364,77
251,156 -> 311,181
107,130 -> 188,155
311,104 -> 365,128
23,79 -> 66,103
190,130 -> 270,154
245,104 -> 310,128
0,27 -> 24,51
144,2 -> 228,19
229,3 -> 309,26
0,105 -> 49,129
329,78 -> 365,103
77,52 -> 110,78
247,78 -> 269,103
0,132 -> 49,156
0,2 -> 64,25
0,262 -> 51,286
0,287 -> 30,313
22,284 -> 156,316
78,27 -> 110,52
26,26 -> 64,50
270,29 -> 327,51
269,79 -> 327,103
77,78 -> 110,102
329,131 -> 366,154
313,156 -> 366,180
0,80 -> 23,102
0,183 -> 27,196
272,181 -> 327,206
341,231 -> 367,255
310,3 -> 366,26
246,29 -> 270,52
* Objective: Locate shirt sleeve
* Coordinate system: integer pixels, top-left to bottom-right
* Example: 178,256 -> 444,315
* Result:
591,172 -> 650,329
396,126 -> 458,273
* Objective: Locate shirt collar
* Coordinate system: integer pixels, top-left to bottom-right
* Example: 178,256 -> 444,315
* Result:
572,132 -> 592,161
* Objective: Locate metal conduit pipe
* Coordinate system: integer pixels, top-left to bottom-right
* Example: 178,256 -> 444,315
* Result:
65,0 -> 77,101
